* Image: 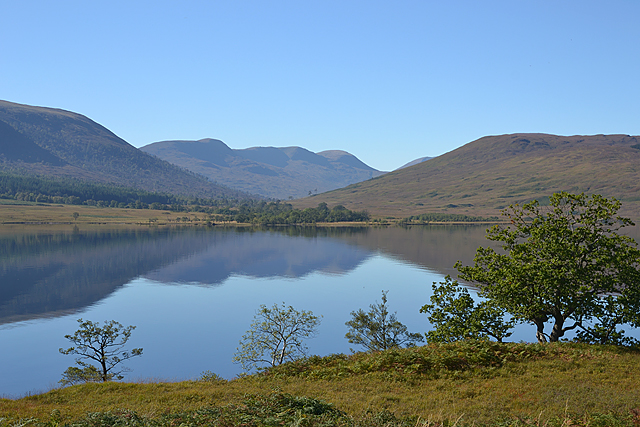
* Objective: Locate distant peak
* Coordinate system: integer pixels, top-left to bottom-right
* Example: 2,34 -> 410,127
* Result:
318,149 -> 351,155
316,150 -> 353,161
197,138 -> 226,144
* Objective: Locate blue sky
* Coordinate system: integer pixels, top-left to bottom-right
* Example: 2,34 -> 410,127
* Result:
2,1 -> 639,171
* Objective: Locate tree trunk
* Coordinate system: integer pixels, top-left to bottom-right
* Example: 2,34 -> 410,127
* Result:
534,318 -> 547,343
549,313 -> 566,342
101,361 -> 108,382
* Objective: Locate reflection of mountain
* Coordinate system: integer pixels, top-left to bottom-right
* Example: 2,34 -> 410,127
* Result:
0,227 -> 373,325
144,228 -> 373,285
333,225 -> 492,278
3,225 -> 637,326
334,225 -> 640,281
143,225 -> 490,285
0,228 -> 213,324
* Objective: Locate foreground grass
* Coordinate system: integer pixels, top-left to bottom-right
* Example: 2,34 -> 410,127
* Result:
2,342 -> 640,426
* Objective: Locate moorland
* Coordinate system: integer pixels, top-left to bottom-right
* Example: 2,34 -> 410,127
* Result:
2,342 -> 640,426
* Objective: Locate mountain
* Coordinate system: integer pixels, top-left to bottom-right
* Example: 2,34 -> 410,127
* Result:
396,156 -> 433,170
292,133 -> 640,219
141,139 -> 385,199
0,100 -> 246,198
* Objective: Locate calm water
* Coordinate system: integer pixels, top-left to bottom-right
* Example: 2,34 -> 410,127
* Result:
2,224 -> 624,397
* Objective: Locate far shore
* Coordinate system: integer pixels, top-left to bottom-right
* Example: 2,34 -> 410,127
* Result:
0,202 -> 503,228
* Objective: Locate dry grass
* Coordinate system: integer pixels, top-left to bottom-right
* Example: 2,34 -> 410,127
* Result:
0,202 -> 202,226
2,342 -> 639,426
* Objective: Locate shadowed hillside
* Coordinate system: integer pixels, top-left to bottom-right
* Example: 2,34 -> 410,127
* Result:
294,133 -> 640,220
141,139 -> 385,199
0,101 -> 247,199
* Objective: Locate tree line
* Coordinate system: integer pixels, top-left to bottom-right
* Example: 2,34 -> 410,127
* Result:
0,172 -> 369,223
234,202 -> 370,225
408,212 -> 499,223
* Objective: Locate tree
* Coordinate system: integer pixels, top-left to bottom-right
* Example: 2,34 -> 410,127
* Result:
59,319 -> 143,383
233,303 -> 321,372
345,291 -> 423,351
59,365 -> 103,386
573,290 -> 640,346
420,276 -> 515,343
72,212 -> 79,221
456,192 -> 640,343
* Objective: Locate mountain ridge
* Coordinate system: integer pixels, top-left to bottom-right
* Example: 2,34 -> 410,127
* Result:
293,133 -> 640,219
0,100 -> 247,199
141,138 -> 385,199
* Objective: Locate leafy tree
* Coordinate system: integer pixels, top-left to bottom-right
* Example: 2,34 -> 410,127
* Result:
420,276 -> 515,343
233,303 -> 321,372
345,291 -> 423,351
574,292 -> 640,346
456,192 -> 640,343
59,319 -> 143,383
59,365 -> 103,386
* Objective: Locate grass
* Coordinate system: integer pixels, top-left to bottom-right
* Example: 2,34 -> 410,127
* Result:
0,203 -> 495,227
0,203 -> 179,226
2,341 -> 640,426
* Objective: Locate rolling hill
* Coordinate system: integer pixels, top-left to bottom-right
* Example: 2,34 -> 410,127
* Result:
396,156 -> 432,170
293,133 -> 640,219
141,138 -> 385,199
0,100 -> 246,199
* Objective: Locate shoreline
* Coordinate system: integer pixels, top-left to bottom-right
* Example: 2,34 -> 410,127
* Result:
0,203 -> 503,228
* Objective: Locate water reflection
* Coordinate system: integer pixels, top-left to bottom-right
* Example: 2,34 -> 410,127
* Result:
4,224 -> 638,397
0,225 -> 490,326
143,227 -> 374,285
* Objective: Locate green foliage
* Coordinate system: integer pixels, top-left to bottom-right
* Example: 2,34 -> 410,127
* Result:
233,303 -> 321,372
573,293 -> 640,346
420,276 -> 515,343
0,171 -> 181,207
456,192 -> 640,343
345,291 -> 423,351
198,371 -> 227,383
265,340 -> 550,380
24,393 -> 349,427
59,319 -> 143,383
409,213 -> 499,223
59,365 -> 104,386
236,202 -> 370,224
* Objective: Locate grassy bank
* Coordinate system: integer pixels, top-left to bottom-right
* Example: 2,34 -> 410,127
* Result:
0,202 -> 501,227
0,202 -> 182,226
2,342 -> 640,426
0,203 -> 367,227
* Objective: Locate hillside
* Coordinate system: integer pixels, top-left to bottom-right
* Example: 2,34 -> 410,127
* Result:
396,156 -> 432,170
141,138 -> 385,199
0,101 -> 247,199
293,133 -> 640,219
2,342 -> 639,426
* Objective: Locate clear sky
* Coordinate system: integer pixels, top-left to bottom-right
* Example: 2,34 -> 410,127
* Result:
2,1 -> 639,171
